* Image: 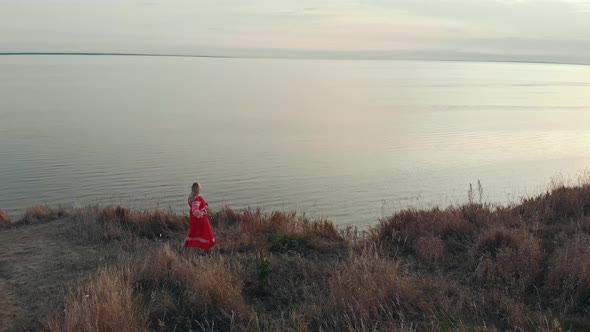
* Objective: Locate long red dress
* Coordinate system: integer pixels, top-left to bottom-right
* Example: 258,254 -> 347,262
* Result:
185,196 -> 215,250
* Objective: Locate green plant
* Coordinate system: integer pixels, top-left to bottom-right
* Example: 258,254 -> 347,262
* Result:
259,244 -> 271,288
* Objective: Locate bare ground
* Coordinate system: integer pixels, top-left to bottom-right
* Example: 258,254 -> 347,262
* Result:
0,219 -> 117,331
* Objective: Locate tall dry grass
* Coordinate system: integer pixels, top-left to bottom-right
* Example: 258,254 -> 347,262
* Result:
134,245 -> 252,331
47,267 -> 147,332
322,249 -> 431,331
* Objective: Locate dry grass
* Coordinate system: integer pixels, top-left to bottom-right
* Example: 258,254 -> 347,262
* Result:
415,235 -> 446,262
0,209 -> 10,225
210,208 -> 346,254
46,245 -> 251,332
8,183 -> 590,331
134,245 -> 251,331
364,185 -> 590,330
10,204 -> 75,225
323,249 -> 431,331
474,227 -> 542,296
372,207 -> 475,256
19,204 -> 57,224
46,267 -> 147,332
472,290 -> 527,330
547,234 -> 590,314
96,205 -> 188,239
519,185 -> 590,223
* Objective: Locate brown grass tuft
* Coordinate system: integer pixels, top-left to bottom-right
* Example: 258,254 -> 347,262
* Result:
474,227 -> 542,295
322,250 -> 432,330
20,204 -> 57,224
47,267 -> 147,332
0,209 -> 11,225
475,226 -> 520,256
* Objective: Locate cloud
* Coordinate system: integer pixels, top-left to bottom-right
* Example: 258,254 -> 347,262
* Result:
368,0 -> 590,39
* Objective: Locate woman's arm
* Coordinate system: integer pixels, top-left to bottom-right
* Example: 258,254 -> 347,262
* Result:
201,197 -> 209,207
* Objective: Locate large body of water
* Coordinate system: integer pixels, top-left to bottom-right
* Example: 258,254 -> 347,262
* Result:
1,56 -> 589,226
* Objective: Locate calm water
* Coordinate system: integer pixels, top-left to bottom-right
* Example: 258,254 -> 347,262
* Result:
1,56 -> 589,226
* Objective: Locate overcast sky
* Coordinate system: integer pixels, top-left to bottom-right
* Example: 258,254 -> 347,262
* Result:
1,0 -> 589,63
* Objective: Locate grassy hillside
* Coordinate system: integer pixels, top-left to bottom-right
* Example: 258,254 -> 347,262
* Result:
1,183 -> 590,331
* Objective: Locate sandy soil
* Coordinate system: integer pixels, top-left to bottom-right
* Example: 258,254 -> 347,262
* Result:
0,219 -> 115,331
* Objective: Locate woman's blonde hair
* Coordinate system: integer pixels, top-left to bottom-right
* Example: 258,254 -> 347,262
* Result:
188,182 -> 201,203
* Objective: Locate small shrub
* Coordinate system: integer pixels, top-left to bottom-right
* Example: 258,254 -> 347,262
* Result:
268,233 -> 306,252
0,209 -> 11,225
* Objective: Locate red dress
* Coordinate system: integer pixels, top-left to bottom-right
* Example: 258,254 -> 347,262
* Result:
185,196 -> 215,250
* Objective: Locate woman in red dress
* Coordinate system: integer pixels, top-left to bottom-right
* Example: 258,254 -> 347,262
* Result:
185,182 -> 215,250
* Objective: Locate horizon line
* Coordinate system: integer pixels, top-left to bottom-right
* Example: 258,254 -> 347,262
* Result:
0,52 -> 588,67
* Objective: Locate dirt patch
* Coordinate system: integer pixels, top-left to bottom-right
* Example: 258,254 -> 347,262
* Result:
0,219 -> 117,331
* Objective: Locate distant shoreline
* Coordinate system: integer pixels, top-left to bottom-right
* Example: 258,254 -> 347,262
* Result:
0,52 -> 588,67
0,52 -> 231,59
